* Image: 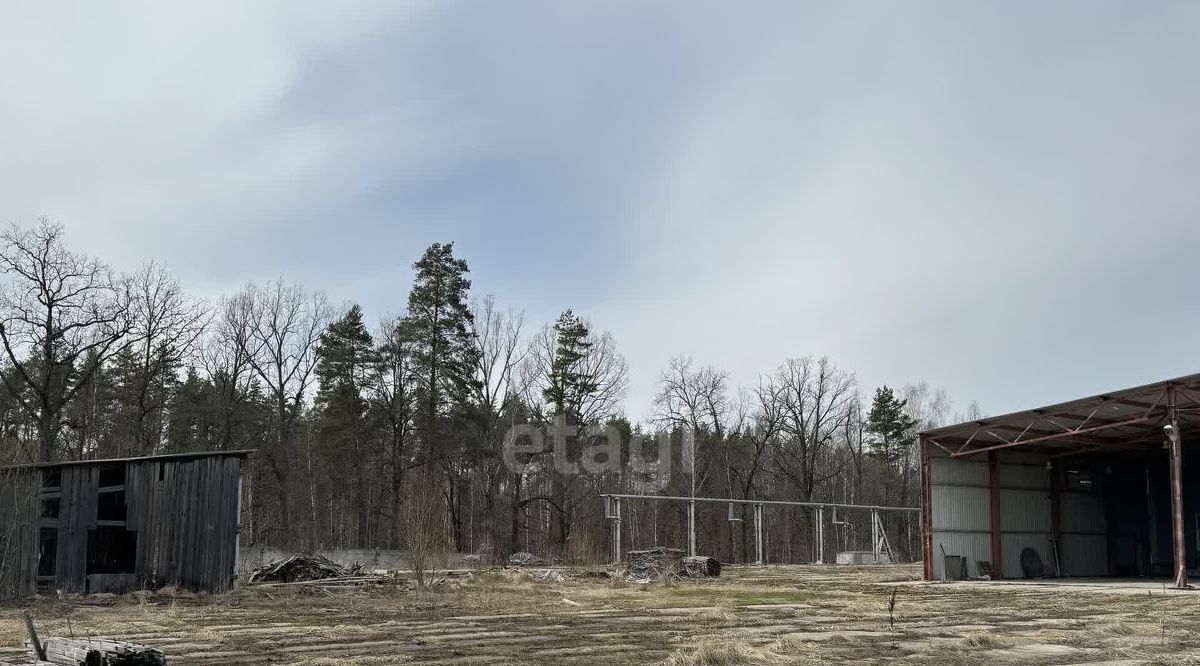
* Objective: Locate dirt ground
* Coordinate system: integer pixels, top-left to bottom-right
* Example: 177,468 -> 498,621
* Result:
4,564 -> 1200,665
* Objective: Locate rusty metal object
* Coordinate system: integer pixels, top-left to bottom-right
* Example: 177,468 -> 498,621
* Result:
989,451 -> 1002,578
1167,386 -> 1188,589
920,435 -> 933,581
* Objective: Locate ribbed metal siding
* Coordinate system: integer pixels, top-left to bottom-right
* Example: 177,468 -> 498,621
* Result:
931,457 -> 988,485
998,463 -> 1050,490
1061,492 -> 1105,534
1062,534 -> 1108,576
1061,490 -> 1107,576
930,454 -> 991,579
1001,533 -> 1053,578
932,485 -> 990,532
999,489 -> 1052,532
931,532 -> 991,579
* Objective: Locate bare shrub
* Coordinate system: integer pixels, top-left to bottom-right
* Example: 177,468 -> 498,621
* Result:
403,480 -> 449,586
564,529 -> 602,565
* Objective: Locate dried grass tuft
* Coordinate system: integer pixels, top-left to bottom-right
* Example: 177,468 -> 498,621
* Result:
661,639 -> 779,666
961,630 -> 1008,648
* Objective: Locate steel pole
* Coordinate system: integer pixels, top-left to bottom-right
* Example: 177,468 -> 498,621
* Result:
612,497 -> 622,564
687,499 -> 696,557
814,507 -> 825,564
1169,386 -> 1188,589
754,503 -> 764,565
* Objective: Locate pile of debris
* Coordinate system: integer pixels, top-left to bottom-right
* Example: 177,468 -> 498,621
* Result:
626,547 -> 685,581
6,615 -> 167,666
506,551 -> 546,567
249,554 -> 350,583
624,548 -> 722,583
683,555 -> 722,578
36,639 -> 165,666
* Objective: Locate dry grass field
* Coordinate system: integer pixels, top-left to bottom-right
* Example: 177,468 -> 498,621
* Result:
4,565 -> 1200,665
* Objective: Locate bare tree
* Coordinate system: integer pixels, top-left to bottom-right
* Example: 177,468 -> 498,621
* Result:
652,355 -> 731,498
520,321 -> 629,426
723,381 -> 785,559
118,261 -> 210,455
404,478 -> 450,587
199,292 -> 259,450
773,356 -> 857,500
238,280 -> 332,546
0,220 -> 131,461
469,296 -> 525,555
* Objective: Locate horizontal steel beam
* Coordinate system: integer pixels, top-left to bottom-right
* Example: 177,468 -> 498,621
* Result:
598,493 -> 920,512
950,416 -> 1153,457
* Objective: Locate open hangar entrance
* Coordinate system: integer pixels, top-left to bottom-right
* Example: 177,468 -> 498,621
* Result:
919,375 -> 1200,588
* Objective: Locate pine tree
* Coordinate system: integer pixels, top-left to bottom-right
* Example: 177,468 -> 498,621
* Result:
866,385 -> 918,467
404,243 -> 479,552
542,310 -> 597,420
166,367 -> 214,453
315,305 -> 377,544
404,243 -> 479,465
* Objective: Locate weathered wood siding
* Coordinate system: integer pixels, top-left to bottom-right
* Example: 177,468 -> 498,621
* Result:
126,456 -> 242,593
0,469 -> 38,600
1,453 -> 243,597
56,464 -> 101,593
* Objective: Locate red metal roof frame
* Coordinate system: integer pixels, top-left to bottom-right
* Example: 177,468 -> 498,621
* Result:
919,373 -> 1200,458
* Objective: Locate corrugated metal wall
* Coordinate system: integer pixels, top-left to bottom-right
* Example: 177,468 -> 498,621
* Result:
930,450 -> 1108,579
930,456 -> 990,579
1061,482 -> 1108,576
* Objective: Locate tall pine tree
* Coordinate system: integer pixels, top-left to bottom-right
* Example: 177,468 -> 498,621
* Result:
405,244 -> 479,463
866,385 -> 918,466
543,310 -> 597,420
315,305 -> 377,544
404,243 -> 479,551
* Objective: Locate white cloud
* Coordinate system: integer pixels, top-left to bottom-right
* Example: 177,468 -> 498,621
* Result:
1,1 -> 1198,422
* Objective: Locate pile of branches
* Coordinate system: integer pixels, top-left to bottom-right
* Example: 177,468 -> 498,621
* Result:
625,547 -> 686,582
623,548 -> 722,583
249,554 -> 350,584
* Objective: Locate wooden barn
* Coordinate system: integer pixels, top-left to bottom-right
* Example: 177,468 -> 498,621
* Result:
0,450 -> 250,598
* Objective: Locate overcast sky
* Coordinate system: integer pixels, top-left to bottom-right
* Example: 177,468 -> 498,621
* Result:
2,1 -> 1198,422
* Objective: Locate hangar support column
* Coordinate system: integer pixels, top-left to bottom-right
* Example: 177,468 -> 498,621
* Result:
920,435 -> 933,581
1168,386 -> 1188,589
989,451 -> 1002,579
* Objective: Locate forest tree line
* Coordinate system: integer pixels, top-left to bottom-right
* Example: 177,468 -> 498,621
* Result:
0,219 -> 979,563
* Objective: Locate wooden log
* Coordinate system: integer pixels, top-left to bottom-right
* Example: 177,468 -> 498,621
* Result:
39,637 -> 166,665
683,556 -> 722,578
24,612 -> 46,661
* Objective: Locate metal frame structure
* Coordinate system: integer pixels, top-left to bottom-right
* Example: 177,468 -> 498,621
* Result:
601,493 -> 920,565
920,374 -> 1200,589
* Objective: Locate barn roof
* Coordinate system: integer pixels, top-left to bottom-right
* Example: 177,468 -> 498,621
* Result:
919,373 -> 1200,459
2,449 -> 254,471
